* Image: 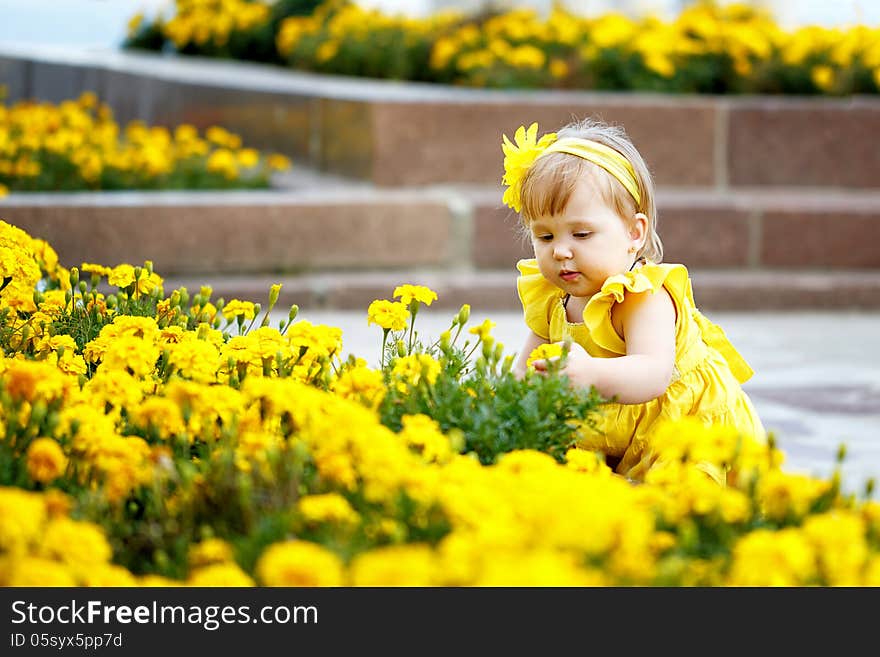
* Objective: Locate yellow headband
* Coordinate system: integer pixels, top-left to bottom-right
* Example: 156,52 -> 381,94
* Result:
501,122 -> 641,213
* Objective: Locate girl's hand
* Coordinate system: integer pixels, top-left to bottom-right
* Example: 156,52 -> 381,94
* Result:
532,341 -> 596,389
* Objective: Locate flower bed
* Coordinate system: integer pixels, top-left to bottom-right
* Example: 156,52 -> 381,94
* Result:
126,0 -> 880,96
2,218 -> 879,586
0,91 -> 291,196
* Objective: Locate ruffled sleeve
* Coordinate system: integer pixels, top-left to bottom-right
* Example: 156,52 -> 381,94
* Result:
515,258 -> 563,340
581,262 -> 690,355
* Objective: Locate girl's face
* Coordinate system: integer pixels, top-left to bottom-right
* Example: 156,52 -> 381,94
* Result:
529,178 -> 645,299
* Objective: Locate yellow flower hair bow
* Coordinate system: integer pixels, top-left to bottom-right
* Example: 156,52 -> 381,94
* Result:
501,123 -> 558,214
500,122 -> 641,213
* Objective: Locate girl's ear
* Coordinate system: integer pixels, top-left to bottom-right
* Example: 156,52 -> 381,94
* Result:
631,212 -> 649,249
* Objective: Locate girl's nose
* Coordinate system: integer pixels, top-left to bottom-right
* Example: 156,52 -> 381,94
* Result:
553,243 -> 572,259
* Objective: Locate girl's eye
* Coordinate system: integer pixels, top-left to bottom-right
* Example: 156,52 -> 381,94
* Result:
574,232 -> 591,238
537,235 -> 553,242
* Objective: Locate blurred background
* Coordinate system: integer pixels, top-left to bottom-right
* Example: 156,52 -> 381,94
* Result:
2,0 -> 880,49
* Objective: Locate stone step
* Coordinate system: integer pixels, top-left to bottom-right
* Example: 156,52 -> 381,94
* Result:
3,182 -> 880,277
162,268 -> 880,312
3,44 -> 880,190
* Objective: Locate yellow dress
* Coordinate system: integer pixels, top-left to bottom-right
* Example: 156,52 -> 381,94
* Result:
516,258 -> 766,483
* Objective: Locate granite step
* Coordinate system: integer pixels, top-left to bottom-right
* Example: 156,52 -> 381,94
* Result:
162,268 -> 880,313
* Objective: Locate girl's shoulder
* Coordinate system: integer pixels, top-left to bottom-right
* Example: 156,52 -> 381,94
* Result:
583,262 -> 692,355
598,261 -> 691,306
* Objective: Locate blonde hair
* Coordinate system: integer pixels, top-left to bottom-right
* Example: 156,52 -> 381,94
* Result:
517,117 -> 663,263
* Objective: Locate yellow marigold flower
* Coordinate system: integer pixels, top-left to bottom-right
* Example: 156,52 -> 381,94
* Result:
40,517 -> 112,568
473,548 -> 606,587
75,563 -> 138,587
393,284 -> 438,307
3,359 -> 75,404
108,263 -> 136,288
398,413 -> 461,463
526,342 -> 563,368
811,65 -> 835,91
564,448 -> 613,476
255,540 -> 345,586
207,148 -> 238,179
98,335 -> 160,379
501,122 -> 558,213
139,574 -> 184,586
802,511 -> 868,586
298,493 -> 360,528
267,153 -> 292,171
727,527 -> 816,586
127,12 -> 144,36
5,557 -> 77,586
0,219 -> 41,313
236,148 -> 259,168
367,299 -> 409,331
390,353 -> 441,391
43,489 -> 73,518
468,318 -> 496,341
0,183 -> 7,197
0,487 -> 47,553
222,299 -> 256,320
167,338 -> 219,383
756,470 -> 833,522
128,396 -> 185,440
188,538 -> 236,569
26,437 -> 68,484
331,362 -> 386,409
136,270 -> 163,296
187,562 -> 255,587
349,544 -> 439,586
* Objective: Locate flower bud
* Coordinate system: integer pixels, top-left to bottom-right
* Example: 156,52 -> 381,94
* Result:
144,260 -> 154,275
396,340 -> 407,358
268,283 -> 281,310
200,285 -> 212,300
78,280 -> 87,295
440,330 -> 451,351
33,290 -> 44,307
289,304 -> 299,322
456,304 -> 470,325
69,267 -> 79,287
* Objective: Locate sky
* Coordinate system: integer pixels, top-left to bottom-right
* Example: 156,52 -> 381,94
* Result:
0,0 -> 877,50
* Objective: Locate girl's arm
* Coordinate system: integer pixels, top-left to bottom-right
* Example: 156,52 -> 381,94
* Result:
534,289 -> 676,403
512,329 -> 550,379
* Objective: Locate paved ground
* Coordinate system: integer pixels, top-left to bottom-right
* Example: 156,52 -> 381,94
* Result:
278,308 -> 880,495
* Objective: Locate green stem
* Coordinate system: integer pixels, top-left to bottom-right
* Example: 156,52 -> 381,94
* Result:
380,328 -> 389,369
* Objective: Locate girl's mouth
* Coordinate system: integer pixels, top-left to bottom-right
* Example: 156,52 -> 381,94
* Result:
559,271 -> 580,282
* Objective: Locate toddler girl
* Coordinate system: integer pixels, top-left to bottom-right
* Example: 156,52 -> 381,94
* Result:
506,118 -> 765,483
